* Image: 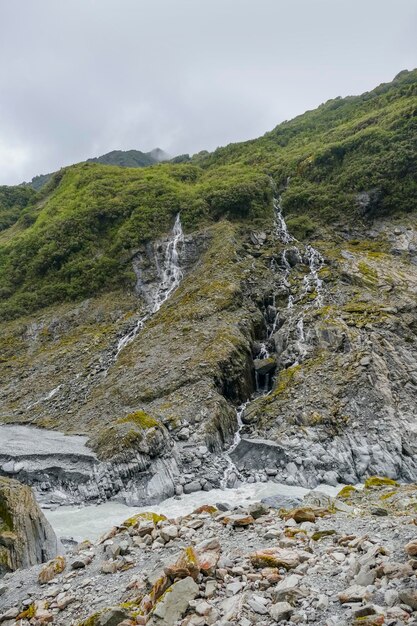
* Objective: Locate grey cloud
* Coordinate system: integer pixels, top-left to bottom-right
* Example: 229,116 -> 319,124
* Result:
0,0 -> 416,184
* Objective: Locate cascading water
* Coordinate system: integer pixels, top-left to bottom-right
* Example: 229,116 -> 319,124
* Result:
220,402 -> 248,489
221,187 -> 326,488
116,214 -> 184,355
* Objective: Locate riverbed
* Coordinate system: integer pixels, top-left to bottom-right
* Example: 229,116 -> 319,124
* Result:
44,480 -> 342,542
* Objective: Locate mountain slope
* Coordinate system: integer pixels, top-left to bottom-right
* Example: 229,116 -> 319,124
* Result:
1,69 -> 416,321
27,147 -> 169,191
0,70 -> 417,505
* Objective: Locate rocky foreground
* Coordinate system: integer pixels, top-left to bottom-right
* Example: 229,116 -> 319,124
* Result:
1,479 -> 417,626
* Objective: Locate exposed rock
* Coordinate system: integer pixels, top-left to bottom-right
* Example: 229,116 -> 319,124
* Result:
98,609 -> 129,626
405,539 -> 417,556
148,576 -> 199,626
269,601 -> 293,622
338,584 -> 369,603
0,477 -> 60,572
38,555 -> 66,584
250,548 -> 308,570
398,587 -> 417,611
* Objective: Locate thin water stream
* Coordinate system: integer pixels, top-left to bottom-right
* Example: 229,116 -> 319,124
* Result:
221,192 -> 325,486
116,213 -> 184,354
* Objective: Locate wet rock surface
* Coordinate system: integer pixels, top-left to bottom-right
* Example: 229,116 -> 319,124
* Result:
1,482 -> 417,625
2,210 -> 417,509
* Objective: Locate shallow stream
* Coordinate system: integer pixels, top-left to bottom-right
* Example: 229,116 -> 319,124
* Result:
44,481 -> 341,542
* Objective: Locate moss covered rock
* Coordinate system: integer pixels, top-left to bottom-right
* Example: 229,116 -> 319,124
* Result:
364,476 -> 398,489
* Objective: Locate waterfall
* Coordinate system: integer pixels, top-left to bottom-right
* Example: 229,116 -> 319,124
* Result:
150,213 -> 184,313
273,196 -> 293,244
116,214 -> 184,355
220,402 -> 248,489
221,187 -> 326,490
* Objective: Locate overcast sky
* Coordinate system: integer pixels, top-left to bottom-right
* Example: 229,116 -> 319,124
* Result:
0,0 -> 416,185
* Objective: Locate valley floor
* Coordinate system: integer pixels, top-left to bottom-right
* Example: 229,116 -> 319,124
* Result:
1,483 -> 417,626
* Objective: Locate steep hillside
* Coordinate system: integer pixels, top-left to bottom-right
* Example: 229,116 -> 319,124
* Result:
0,70 -> 417,506
87,147 -> 168,167
27,148 -> 169,191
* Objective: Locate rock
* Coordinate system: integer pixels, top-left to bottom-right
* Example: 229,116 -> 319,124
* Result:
98,608 -> 129,626
405,539 -> 417,556
38,555 -> 66,584
56,592 -> 75,610
183,481 -> 202,494
160,525 -> 178,542
0,477 -> 60,571
148,576 -> 199,626
0,607 -> 19,621
226,581 -> 245,595
364,476 -> 398,489
354,567 -> 376,586
101,561 -> 118,574
195,600 -> 212,616
254,357 -> 276,375
205,580 -> 217,598
248,502 -> 269,519
195,538 -> 220,552
197,549 -> 219,576
370,507 -> 389,516
353,605 -> 377,619
271,574 -> 302,602
269,601 -> 293,622
398,587 -> 417,611
71,557 -> 88,569
250,548 -> 308,570
222,514 -> 254,527
261,495 -> 303,510
338,585 -> 369,603
164,546 -> 200,581
284,507 -> 316,523
247,595 -> 269,614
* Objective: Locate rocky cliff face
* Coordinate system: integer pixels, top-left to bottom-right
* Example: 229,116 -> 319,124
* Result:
2,203 -> 417,504
0,70 -> 417,505
0,477 -> 60,573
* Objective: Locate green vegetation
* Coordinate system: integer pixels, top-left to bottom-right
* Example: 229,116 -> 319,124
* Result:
364,476 -> 398,489
0,185 -> 37,231
197,69 -> 417,222
337,485 -> 358,499
0,69 -> 416,320
117,410 -> 159,429
285,214 -> 317,239
87,148 -> 165,168
0,162 -> 270,320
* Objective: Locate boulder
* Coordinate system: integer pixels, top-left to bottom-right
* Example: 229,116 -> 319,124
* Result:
250,548 -> 309,570
164,546 -> 200,581
254,358 -> 276,375
284,507 -> 316,523
338,585 -> 369,603
98,609 -> 129,626
269,601 -> 293,622
398,587 -> 417,611
148,576 -> 199,626
261,495 -> 303,510
38,556 -> 66,584
405,539 -> 417,556
0,477 -> 60,572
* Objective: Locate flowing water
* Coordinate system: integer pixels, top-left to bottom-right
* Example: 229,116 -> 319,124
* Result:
221,192 -> 326,487
44,481 -> 342,542
220,402 -> 249,489
116,214 -> 184,355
